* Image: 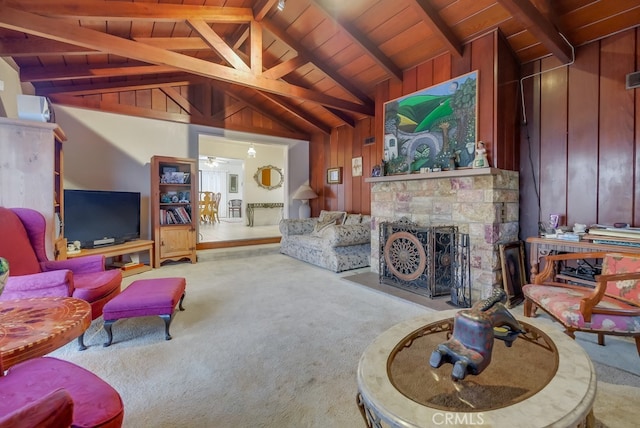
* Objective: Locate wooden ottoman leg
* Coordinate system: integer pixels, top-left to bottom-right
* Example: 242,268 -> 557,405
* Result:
178,292 -> 186,311
160,314 -> 174,340
103,320 -> 116,347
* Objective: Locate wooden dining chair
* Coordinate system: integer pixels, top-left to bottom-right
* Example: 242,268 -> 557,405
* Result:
199,192 -> 214,223
211,192 -> 221,223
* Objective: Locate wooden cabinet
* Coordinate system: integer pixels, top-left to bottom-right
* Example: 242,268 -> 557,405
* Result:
0,117 -> 66,260
151,156 -> 197,266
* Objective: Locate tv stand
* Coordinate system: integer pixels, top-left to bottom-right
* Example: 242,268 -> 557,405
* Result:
67,240 -> 154,277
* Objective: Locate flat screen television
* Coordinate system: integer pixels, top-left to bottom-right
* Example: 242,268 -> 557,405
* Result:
64,189 -> 141,248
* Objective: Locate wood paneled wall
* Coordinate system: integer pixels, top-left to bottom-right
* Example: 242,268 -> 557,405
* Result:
520,27 -> 640,242
309,30 -> 520,216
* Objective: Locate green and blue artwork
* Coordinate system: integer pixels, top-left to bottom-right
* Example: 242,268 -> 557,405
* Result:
383,71 -> 478,175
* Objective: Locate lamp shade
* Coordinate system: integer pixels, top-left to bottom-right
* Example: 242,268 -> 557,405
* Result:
292,184 -> 318,201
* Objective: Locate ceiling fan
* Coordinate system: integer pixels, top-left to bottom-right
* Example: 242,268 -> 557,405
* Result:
199,156 -> 228,167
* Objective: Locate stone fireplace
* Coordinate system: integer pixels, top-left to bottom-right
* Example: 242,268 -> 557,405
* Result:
367,168 -> 519,303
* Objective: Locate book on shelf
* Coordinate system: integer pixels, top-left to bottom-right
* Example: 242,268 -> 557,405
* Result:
160,207 -> 192,225
588,227 -> 640,239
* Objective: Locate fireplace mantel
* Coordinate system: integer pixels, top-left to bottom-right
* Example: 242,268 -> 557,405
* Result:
365,168 -> 500,184
368,168 -> 519,303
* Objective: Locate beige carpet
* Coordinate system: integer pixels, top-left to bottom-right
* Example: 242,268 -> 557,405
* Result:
49,246 -> 640,427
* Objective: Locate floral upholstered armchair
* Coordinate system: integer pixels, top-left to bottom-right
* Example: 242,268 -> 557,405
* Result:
523,251 -> 640,357
0,207 -> 122,350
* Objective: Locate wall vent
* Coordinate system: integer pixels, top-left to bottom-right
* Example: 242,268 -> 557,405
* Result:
626,71 -> 640,89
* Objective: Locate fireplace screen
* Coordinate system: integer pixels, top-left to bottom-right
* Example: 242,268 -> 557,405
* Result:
379,219 -> 471,307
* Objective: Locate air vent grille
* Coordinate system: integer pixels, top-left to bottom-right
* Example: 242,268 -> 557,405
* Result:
626,71 -> 640,89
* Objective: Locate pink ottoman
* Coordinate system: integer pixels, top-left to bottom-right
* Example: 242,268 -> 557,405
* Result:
102,277 -> 186,346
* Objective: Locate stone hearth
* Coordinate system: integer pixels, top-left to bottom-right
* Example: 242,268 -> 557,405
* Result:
367,168 -> 519,303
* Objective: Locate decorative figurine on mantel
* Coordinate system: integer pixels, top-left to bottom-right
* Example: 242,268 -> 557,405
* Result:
472,141 -> 489,168
429,288 -> 524,381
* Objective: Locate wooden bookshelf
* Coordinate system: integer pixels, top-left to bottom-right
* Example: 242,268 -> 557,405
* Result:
151,156 -> 197,266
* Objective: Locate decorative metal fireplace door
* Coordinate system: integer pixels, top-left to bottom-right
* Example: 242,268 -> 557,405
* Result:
379,218 -> 471,307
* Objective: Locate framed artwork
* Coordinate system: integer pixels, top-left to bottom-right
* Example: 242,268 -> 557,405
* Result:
327,167 -> 342,184
229,174 -> 238,193
352,157 -> 363,177
383,70 -> 478,175
499,241 -> 526,308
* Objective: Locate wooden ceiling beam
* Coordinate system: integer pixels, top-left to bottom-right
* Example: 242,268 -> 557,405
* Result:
211,98 -> 247,122
0,38 -> 98,56
262,56 -> 308,80
161,86 -> 204,118
496,0 -> 573,64
20,63 -> 177,82
256,92 -> 332,135
187,19 -> 250,72
250,20 -> 263,75
37,75 -> 204,96
213,81 -> 313,134
134,37 -> 210,51
261,19 -> 373,105
2,0 -> 253,23
309,0 -> 403,82
0,5 -> 372,115
324,107 -> 356,128
412,0 -> 463,58
253,0 -> 279,22
48,93 -> 310,140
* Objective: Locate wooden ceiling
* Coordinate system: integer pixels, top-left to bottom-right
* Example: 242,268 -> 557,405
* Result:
1,0 -> 638,138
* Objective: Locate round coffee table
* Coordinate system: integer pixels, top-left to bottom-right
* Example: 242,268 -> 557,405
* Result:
357,309 -> 596,427
0,297 -> 91,369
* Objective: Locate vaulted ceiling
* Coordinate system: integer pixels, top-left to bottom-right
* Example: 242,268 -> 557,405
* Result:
1,0 -> 638,139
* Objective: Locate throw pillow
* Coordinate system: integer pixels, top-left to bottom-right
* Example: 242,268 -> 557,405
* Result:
319,210 -> 347,225
310,218 -> 337,237
344,214 -> 362,225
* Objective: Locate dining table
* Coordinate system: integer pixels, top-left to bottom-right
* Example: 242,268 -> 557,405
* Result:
0,296 -> 91,370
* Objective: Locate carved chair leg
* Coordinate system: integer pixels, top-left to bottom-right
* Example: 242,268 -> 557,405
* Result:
635,337 -> 640,357
564,329 -> 576,340
523,298 -> 538,317
597,333 -> 605,346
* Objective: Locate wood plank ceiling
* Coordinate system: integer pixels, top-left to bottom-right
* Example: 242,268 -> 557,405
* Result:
0,0 -> 638,139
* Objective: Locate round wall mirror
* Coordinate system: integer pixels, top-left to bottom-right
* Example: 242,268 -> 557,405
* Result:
254,165 -> 284,190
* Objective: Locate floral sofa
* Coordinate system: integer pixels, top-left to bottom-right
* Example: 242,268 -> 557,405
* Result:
279,210 -> 371,272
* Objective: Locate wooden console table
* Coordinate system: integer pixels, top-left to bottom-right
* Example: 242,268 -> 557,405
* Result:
246,202 -> 284,227
68,239 -> 154,277
526,236 -> 640,283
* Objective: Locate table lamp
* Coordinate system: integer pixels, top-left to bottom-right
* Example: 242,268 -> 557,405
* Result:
292,182 -> 318,218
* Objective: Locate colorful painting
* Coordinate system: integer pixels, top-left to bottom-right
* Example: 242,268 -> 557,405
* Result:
383,71 -> 478,174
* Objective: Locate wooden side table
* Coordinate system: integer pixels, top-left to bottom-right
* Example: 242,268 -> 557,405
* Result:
0,297 -> 91,370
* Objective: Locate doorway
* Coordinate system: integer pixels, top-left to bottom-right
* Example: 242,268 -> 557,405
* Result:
196,135 -> 285,249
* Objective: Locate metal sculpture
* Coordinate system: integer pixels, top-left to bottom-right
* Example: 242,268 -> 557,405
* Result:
429,287 -> 524,380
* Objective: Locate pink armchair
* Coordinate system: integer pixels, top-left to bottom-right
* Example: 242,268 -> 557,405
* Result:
0,354 -> 124,428
0,207 -> 122,350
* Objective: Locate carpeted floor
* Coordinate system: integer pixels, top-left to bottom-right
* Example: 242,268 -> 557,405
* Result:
49,246 -> 640,427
